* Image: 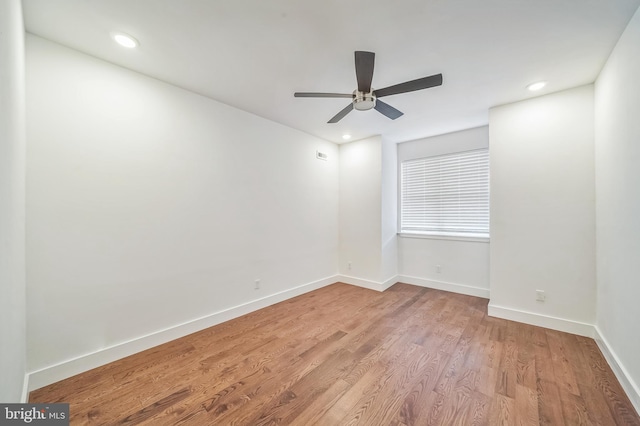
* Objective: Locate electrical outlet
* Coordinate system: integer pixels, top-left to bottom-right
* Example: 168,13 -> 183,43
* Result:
436,265 -> 442,273
536,289 -> 545,302
348,261 -> 352,270
255,279 -> 261,290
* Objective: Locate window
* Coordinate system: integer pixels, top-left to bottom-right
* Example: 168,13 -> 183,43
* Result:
400,148 -> 489,238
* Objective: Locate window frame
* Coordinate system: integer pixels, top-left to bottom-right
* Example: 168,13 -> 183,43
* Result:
399,147 -> 490,241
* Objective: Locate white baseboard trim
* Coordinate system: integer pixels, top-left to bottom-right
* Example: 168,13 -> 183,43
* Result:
337,274 -> 398,292
594,326 -> 640,416
398,275 -> 490,299
26,275 -> 337,393
381,275 -> 398,291
487,303 -> 595,338
337,275 -> 383,291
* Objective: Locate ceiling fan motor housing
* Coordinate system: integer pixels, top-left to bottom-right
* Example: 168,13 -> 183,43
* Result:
353,90 -> 376,111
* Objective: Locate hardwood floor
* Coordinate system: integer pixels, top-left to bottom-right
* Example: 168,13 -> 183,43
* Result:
30,283 -> 640,425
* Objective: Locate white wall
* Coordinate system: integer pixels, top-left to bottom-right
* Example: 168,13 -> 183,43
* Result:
25,36 -> 339,379
380,137 -> 398,282
489,85 -> 596,335
338,135 -> 398,289
595,5 -> 640,410
339,136 -> 383,284
0,0 -> 27,402
397,127 -> 490,298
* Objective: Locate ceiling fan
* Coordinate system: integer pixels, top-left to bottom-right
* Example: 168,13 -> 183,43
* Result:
294,51 -> 443,123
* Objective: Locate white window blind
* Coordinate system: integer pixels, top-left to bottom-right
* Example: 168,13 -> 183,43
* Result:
401,148 -> 489,236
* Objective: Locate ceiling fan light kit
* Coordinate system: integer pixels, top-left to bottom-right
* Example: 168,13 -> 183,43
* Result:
294,51 -> 442,123
353,91 -> 376,111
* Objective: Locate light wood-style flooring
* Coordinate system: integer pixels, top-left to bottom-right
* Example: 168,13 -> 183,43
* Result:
30,283 -> 640,425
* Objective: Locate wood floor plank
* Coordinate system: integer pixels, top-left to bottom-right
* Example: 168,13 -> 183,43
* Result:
536,379 -> 566,426
467,390 -> 492,426
581,337 -> 640,425
546,329 -> 581,397
515,383 -> 539,425
355,347 -> 446,425
315,361 -> 389,425
286,378 -> 351,426
29,282 -> 640,425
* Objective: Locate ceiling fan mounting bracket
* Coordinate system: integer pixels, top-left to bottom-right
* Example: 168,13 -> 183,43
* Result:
353,90 -> 376,111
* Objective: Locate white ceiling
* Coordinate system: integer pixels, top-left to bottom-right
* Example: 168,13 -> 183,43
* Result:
22,0 -> 640,144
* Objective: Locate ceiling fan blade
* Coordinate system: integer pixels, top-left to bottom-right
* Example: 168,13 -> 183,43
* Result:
355,51 -> 375,93
294,92 -> 353,98
328,103 -> 354,123
374,100 -> 404,120
374,73 -> 443,98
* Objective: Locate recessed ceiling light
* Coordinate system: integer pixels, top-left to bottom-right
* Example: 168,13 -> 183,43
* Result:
112,32 -> 138,49
527,81 -> 547,92
342,134 -> 352,140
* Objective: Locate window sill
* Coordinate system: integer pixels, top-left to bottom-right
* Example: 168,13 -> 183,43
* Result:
398,232 -> 490,243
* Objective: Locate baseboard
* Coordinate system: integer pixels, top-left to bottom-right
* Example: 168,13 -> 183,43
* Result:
339,274 -> 491,299
380,275 -> 398,291
594,326 -> 640,416
337,274 -> 398,292
487,303 -> 595,338
26,275 -> 337,393
398,275 -> 490,299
